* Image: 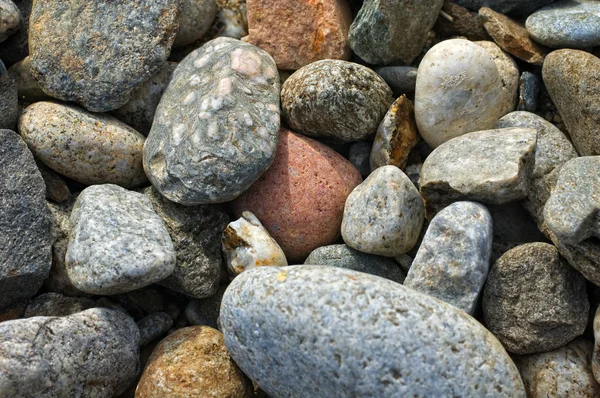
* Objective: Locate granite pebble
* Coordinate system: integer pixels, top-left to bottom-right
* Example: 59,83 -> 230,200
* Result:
0,0 -> 20,42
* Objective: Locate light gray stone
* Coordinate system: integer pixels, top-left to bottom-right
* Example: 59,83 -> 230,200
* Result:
476,40 -> 519,116
0,58 -> 18,130
0,0 -> 20,42
137,312 -> 174,346
66,184 -> 176,295
220,266 -> 526,397
174,0 -> 217,47
24,292 -> 97,318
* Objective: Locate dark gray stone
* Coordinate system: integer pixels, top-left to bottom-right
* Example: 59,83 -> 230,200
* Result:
185,285 -> 226,329
137,312 -> 174,346
517,72 -> 540,112
374,66 -> 418,96
24,292 -> 97,318
0,59 -> 18,130
455,0 -> 555,15
0,129 -> 51,309
221,266 -> 526,397
144,37 -> 280,205
348,141 -> 371,178
0,0 -> 31,67
28,0 -> 180,112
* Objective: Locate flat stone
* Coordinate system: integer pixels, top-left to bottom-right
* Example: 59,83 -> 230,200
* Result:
232,129 -> 362,262
434,2 -> 490,41
66,184 -> 176,295
174,0 -> 217,47
482,243 -> 588,354
0,0 -> 20,42
19,101 -> 148,188
281,60 -> 393,143
420,127 -> 537,214
526,0 -> 600,48
29,0 -> 180,112
479,7 -> 547,65
137,312 -> 174,346
243,0 -> 351,70
348,141 -> 372,178
136,326 -> 252,398
342,165 -> 424,257
6,56 -> 49,103
414,39 -> 506,148
542,49 -> 600,156
220,266 -> 526,397
143,186 -> 229,299
185,285 -> 226,329
476,41 -> 519,116
144,37 -> 280,205
0,308 -> 139,397
517,71 -> 540,112
0,0 -> 30,67
23,292 -> 96,318
404,201 -> 492,315
515,338 -> 600,397
455,0 -> 556,15
0,130 -> 51,309
374,66 -> 418,96
0,59 -> 18,130
370,95 -> 420,171
304,244 -> 406,283
349,0 -> 443,65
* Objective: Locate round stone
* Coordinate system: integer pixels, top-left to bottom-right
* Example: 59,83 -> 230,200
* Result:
476,41 -> 519,116
174,0 -> 217,47
0,59 -> 18,130
0,0 -> 20,43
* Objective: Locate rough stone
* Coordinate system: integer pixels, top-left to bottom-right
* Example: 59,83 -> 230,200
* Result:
348,141 -> 372,178
185,285 -> 226,329
281,59 -> 393,143
434,2 -> 490,41
23,292 -> 96,318
19,101 -> 148,188
174,0 -> 217,47
144,37 -> 280,205
517,71 -> 540,112
482,243 -> 588,354
476,41 -> 519,116
374,66 -> 418,96
0,0 -> 20,42
35,160 -> 70,203
0,308 -> 139,397
0,0 -> 30,66
221,266 -> 526,397
137,312 -> 174,346
0,58 -> 18,130
455,0 -> 555,15
29,0 -> 180,112
6,56 -> 48,103
342,165 -> 424,257
66,184 -> 176,295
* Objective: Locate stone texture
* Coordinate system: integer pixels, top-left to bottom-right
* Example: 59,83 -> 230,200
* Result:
0,0 -> 20,42
232,129 -> 362,262
594,306 -> 600,383
434,2 -> 490,41
6,56 -> 49,103
136,326 -> 252,398
0,0 -> 29,66
349,0 -> 444,66
483,243 -> 588,354
35,160 -> 70,203
374,66 -> 418,96
137,312 -> 174,346
24,292 -> 96,318
542,49 -> 600,156
342,165 -> 424,257
404,202 -> 492,315
174,0 -> 217,47
348,141 -> 372,178
0,129 -> 51,309
144,37 -> 280,205
517,71 -> 540,112
185,285 -> 226,329
476,41 -> 519,116
0,308 -> 139,397
143,186 -> 229,299
221,266 -> 526,397
414,39 -> 506,148
0,58 -> 18,130
243,0 -> 351,70
281,59 -> 393,143
456,0 -> 555,15
66,184 -> 176,295
29,0 -> 180,112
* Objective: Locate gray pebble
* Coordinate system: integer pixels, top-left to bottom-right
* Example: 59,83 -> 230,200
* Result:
6,56 -> 49,102
66,184 -> 176,295
185,285 -> 226,329
348,141 -> 372,178
0,0 -> 20,42
405,163 -> 422,190
24,292 -> 97,318
174,0 -> 217,47
395,254 -> 414,273
0,0 -> 30,66
137,312 -> 174,346
374,66 -> 418,96
455,0 -> 556,15
517,72 -> 540,112
35,159 -> 70,203
0,58 -> 18,130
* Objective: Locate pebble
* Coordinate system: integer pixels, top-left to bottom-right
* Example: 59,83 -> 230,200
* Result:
281,59 -> 393,143
349,0 -> 443,65
342,165 -> 424,257
185,285 -> 226,329
232,129 -> 362,262
0,0 -> 20,42
348,141 -> 372,178
517,71 -> 540,112
19,101 -> 148,188
137,312 -> 174,346
304,244 -> 406,284
243,0 -> 352,69
479,7 -> 547,65
482,243 -> 588,354
476,40 -> 519,116
222,211 -> 287,277
0,0 -> 30,66
594,307 -> 600,383
434,2 -> 490,41
143,186 -> 229,299
174,0 -> 217,47
136,326 -> 252,398
66,184 -> 176,295
24,292 -> 96,318
542,49 -> 600,156
6,56 -> 49,103
0,308 -> 140,397
144,37 -> 280,205
514,338 -> 600,397
0,130 -> 51,310
0,58 -> 18,130
35,160 -> 70,203
370,95 -> 420,172
526,0 -> 600,48
374,66 -> 418,96
404,202 -> 493,315
414,39 -> 505,148
220,266 -> 526,397
28,0 -> 180,112
456,0 -> 555,15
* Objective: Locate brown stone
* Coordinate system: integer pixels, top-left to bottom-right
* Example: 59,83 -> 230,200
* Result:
242,0 -> 352,70
135,326 -> 252,398
434,2 -> 490,41
479,7 -> 547,65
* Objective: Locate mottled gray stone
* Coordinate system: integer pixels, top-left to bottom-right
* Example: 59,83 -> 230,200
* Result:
143,186 -> 229,299
483,243 -> 588,354
476,41 -> 519,116
349,0 -> 443,65
0,308 -> 139,397
405,202 -> 492,315
221,266 -> 526,397
137,312 -> 174,346
174,0 -> 217,47
66,184 -> 176,295
348,141 -> 371,178
517,71 -> 540,112
185,285 -> 226,329
0,130 -> 51,309
304,244 -> 406,283
0,0 -> 30,67
374,66 -> 418,96
281,59 -> 393,143
342,165 -> 424,257
0,0 -> 20,42
0,58 -> 18,130
455,0 -> 555,15
29,0 -> 180,112
24,292 -> 97,318
144,37 -> 280,205
527,1 -> 600,48
6,56 -> 49,103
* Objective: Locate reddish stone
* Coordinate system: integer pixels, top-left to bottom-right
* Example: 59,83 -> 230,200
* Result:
232,129 -> 362,262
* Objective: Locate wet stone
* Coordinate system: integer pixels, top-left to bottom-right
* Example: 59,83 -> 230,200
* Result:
0,0 -> 20,43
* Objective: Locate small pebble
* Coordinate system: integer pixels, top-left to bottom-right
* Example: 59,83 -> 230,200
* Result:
348,141 -> 372,178
374,66 -> 418,96
174,0 -> 217,47
35,160 -> 70,203
0,0 -> 30,66
0,0 -> 20,43
517,71 -> 540,112
137,312 -> 174,347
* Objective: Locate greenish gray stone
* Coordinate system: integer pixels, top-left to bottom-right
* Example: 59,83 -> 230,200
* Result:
0,0 -> 20,42
0,59 -> 18,130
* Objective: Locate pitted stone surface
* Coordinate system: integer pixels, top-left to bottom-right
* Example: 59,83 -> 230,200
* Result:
144,37 -> 280,205
0,0 -> 20,43
0,59 -> 18,130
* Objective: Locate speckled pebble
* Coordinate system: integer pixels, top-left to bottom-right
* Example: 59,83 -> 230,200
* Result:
137,312 -> 174,346
174,0 -> 217,47
0,0 -> 20,42
0,58 -> 18,130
